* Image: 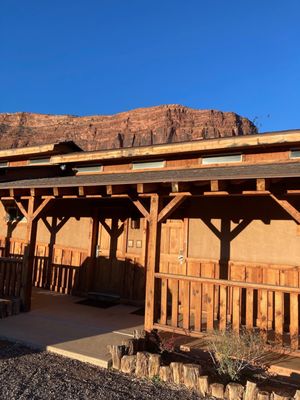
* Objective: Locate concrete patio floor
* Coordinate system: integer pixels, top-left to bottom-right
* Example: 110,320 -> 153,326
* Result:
0,288 -> 144,368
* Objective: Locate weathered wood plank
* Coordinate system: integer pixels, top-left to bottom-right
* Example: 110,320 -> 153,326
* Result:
144,195 -> 160,331
219,285 -> 227,331
232,287 -> 241,333
290,293 -> 299,350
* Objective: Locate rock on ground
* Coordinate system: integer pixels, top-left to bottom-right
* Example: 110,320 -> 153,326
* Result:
0,341 -> 211,400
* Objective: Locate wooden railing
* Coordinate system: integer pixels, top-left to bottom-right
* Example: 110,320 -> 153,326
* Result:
32,256 -> 84,295
154,272 -> 300,350
0,257 -> 25,298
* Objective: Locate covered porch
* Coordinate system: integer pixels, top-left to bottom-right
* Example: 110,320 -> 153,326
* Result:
0,164 -> 300,354
0,286 -> 144,367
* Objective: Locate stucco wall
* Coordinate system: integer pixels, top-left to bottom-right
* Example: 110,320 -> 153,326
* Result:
188,218 -> 300,265
1,201 -> 299,266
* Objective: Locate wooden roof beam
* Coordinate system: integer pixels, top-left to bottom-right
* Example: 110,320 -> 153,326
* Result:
158,195 -> 187,223
210,180 -> 227,192
171,182 -> 191,194
106,184 -> 132,196
32,197 -> 52,220
270,194 -> 300,224
15,200 -> 29,220
78,186 -> 85,197
129,197 -> 150,220
137,183 -> 158,194
50,129 -> 300,165
256,178 -> 269,192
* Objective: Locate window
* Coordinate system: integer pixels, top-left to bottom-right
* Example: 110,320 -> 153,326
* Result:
201,154 -> 242,165
130,218 -> 140,230
132,160 -> 165,170
0,161 -> 8,168
28,157 -> 50,165
290,150 -> 300,159
74,165 -> 103,174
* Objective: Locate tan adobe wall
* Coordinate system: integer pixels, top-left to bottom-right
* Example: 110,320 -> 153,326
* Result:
188,218 -> 300,266
0,202 -> 300,266
0,202 -> 91,250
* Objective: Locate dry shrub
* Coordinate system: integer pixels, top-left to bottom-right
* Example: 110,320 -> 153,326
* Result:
208,328 -> 268,381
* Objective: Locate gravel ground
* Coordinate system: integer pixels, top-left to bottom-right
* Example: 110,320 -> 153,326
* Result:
0,341 -> 211,400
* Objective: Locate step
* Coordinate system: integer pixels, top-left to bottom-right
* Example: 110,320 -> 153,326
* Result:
0,297 -> 21,318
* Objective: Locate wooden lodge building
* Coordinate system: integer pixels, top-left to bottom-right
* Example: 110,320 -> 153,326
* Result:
0,130 -> 300,351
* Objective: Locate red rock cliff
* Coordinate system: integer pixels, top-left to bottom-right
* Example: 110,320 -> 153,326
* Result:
0,105 -> 257,151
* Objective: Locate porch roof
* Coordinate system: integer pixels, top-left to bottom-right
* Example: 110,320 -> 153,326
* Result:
50,129 -> 300,164
0,160 -> 299,189
0,141 -> 82,161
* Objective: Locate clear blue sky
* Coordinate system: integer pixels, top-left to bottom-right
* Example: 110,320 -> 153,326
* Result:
1,0 -> 299,132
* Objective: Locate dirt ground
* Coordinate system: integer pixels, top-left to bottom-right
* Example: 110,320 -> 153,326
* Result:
0,341 -> 211,400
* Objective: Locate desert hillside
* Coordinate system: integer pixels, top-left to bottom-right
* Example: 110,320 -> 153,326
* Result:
0,105 -> 257,151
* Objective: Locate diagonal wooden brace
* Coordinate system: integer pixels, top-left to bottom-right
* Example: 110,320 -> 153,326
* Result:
158,195 -> 187,223
129,197 -> 150,221
270,194 -> 300,224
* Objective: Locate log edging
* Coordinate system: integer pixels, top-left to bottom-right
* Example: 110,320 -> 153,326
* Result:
108,337 -> 299,399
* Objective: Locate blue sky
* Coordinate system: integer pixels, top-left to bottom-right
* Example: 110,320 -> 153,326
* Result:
0,0 -> 299,132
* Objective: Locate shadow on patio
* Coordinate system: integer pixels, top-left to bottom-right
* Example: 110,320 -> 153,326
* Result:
0,287 -> 144,367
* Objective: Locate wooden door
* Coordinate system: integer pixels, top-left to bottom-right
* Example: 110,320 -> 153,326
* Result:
159,219 -> 186,275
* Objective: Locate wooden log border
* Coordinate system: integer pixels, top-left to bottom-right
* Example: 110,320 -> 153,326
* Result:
109,338 -> 299,400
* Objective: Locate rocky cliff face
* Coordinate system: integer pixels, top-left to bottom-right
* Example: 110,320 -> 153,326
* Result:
0,105 -> 257,151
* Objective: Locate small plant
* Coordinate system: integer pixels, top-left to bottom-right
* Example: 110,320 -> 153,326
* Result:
207,328 -> 268,381
150,375 -> 161,384
145,330 -> 178,354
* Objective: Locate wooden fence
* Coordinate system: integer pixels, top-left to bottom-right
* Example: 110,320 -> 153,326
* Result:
0,238 -> 145,300
0,257 -> 25,298
154,272 -> 300,350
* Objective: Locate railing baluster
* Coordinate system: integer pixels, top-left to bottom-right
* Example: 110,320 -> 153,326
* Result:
275,291 -> 284,344
259,289 -> 268,340
219,285 -> 227,331
171,279 -> 179,328
290,293 -> 299,350
194,282 -> 202,332
182,280 -> 190,330
246,288 -> 254,329
206,283 -> 214,331
160,278 -> 168,325
232,287 -> 241,333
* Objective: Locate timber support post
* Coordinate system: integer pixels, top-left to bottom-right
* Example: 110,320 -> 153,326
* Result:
15,196 -> 52,311
144,194 -> 160,331
42,215 -> 70,290
85,213 -> 100,293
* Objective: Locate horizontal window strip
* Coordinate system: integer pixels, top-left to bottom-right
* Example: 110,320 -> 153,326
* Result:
201,154 -> 242,164
132,160 -> 165,170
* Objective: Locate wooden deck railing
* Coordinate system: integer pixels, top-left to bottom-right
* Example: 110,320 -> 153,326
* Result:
154,272 -> 300,350
0,257 -> 25,298
32,256 -> 83,295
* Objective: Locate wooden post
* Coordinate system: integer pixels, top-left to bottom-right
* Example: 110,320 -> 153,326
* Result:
42,216 -> 70,290
198,376 -> 209,397
46,217 -> 57,289
20,245 -> 30,311
144,194 -> 160,331
86,214 -> 99,292
23,197 -> 38,311
244,381 -> 258,400
16,196 -> 52,312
